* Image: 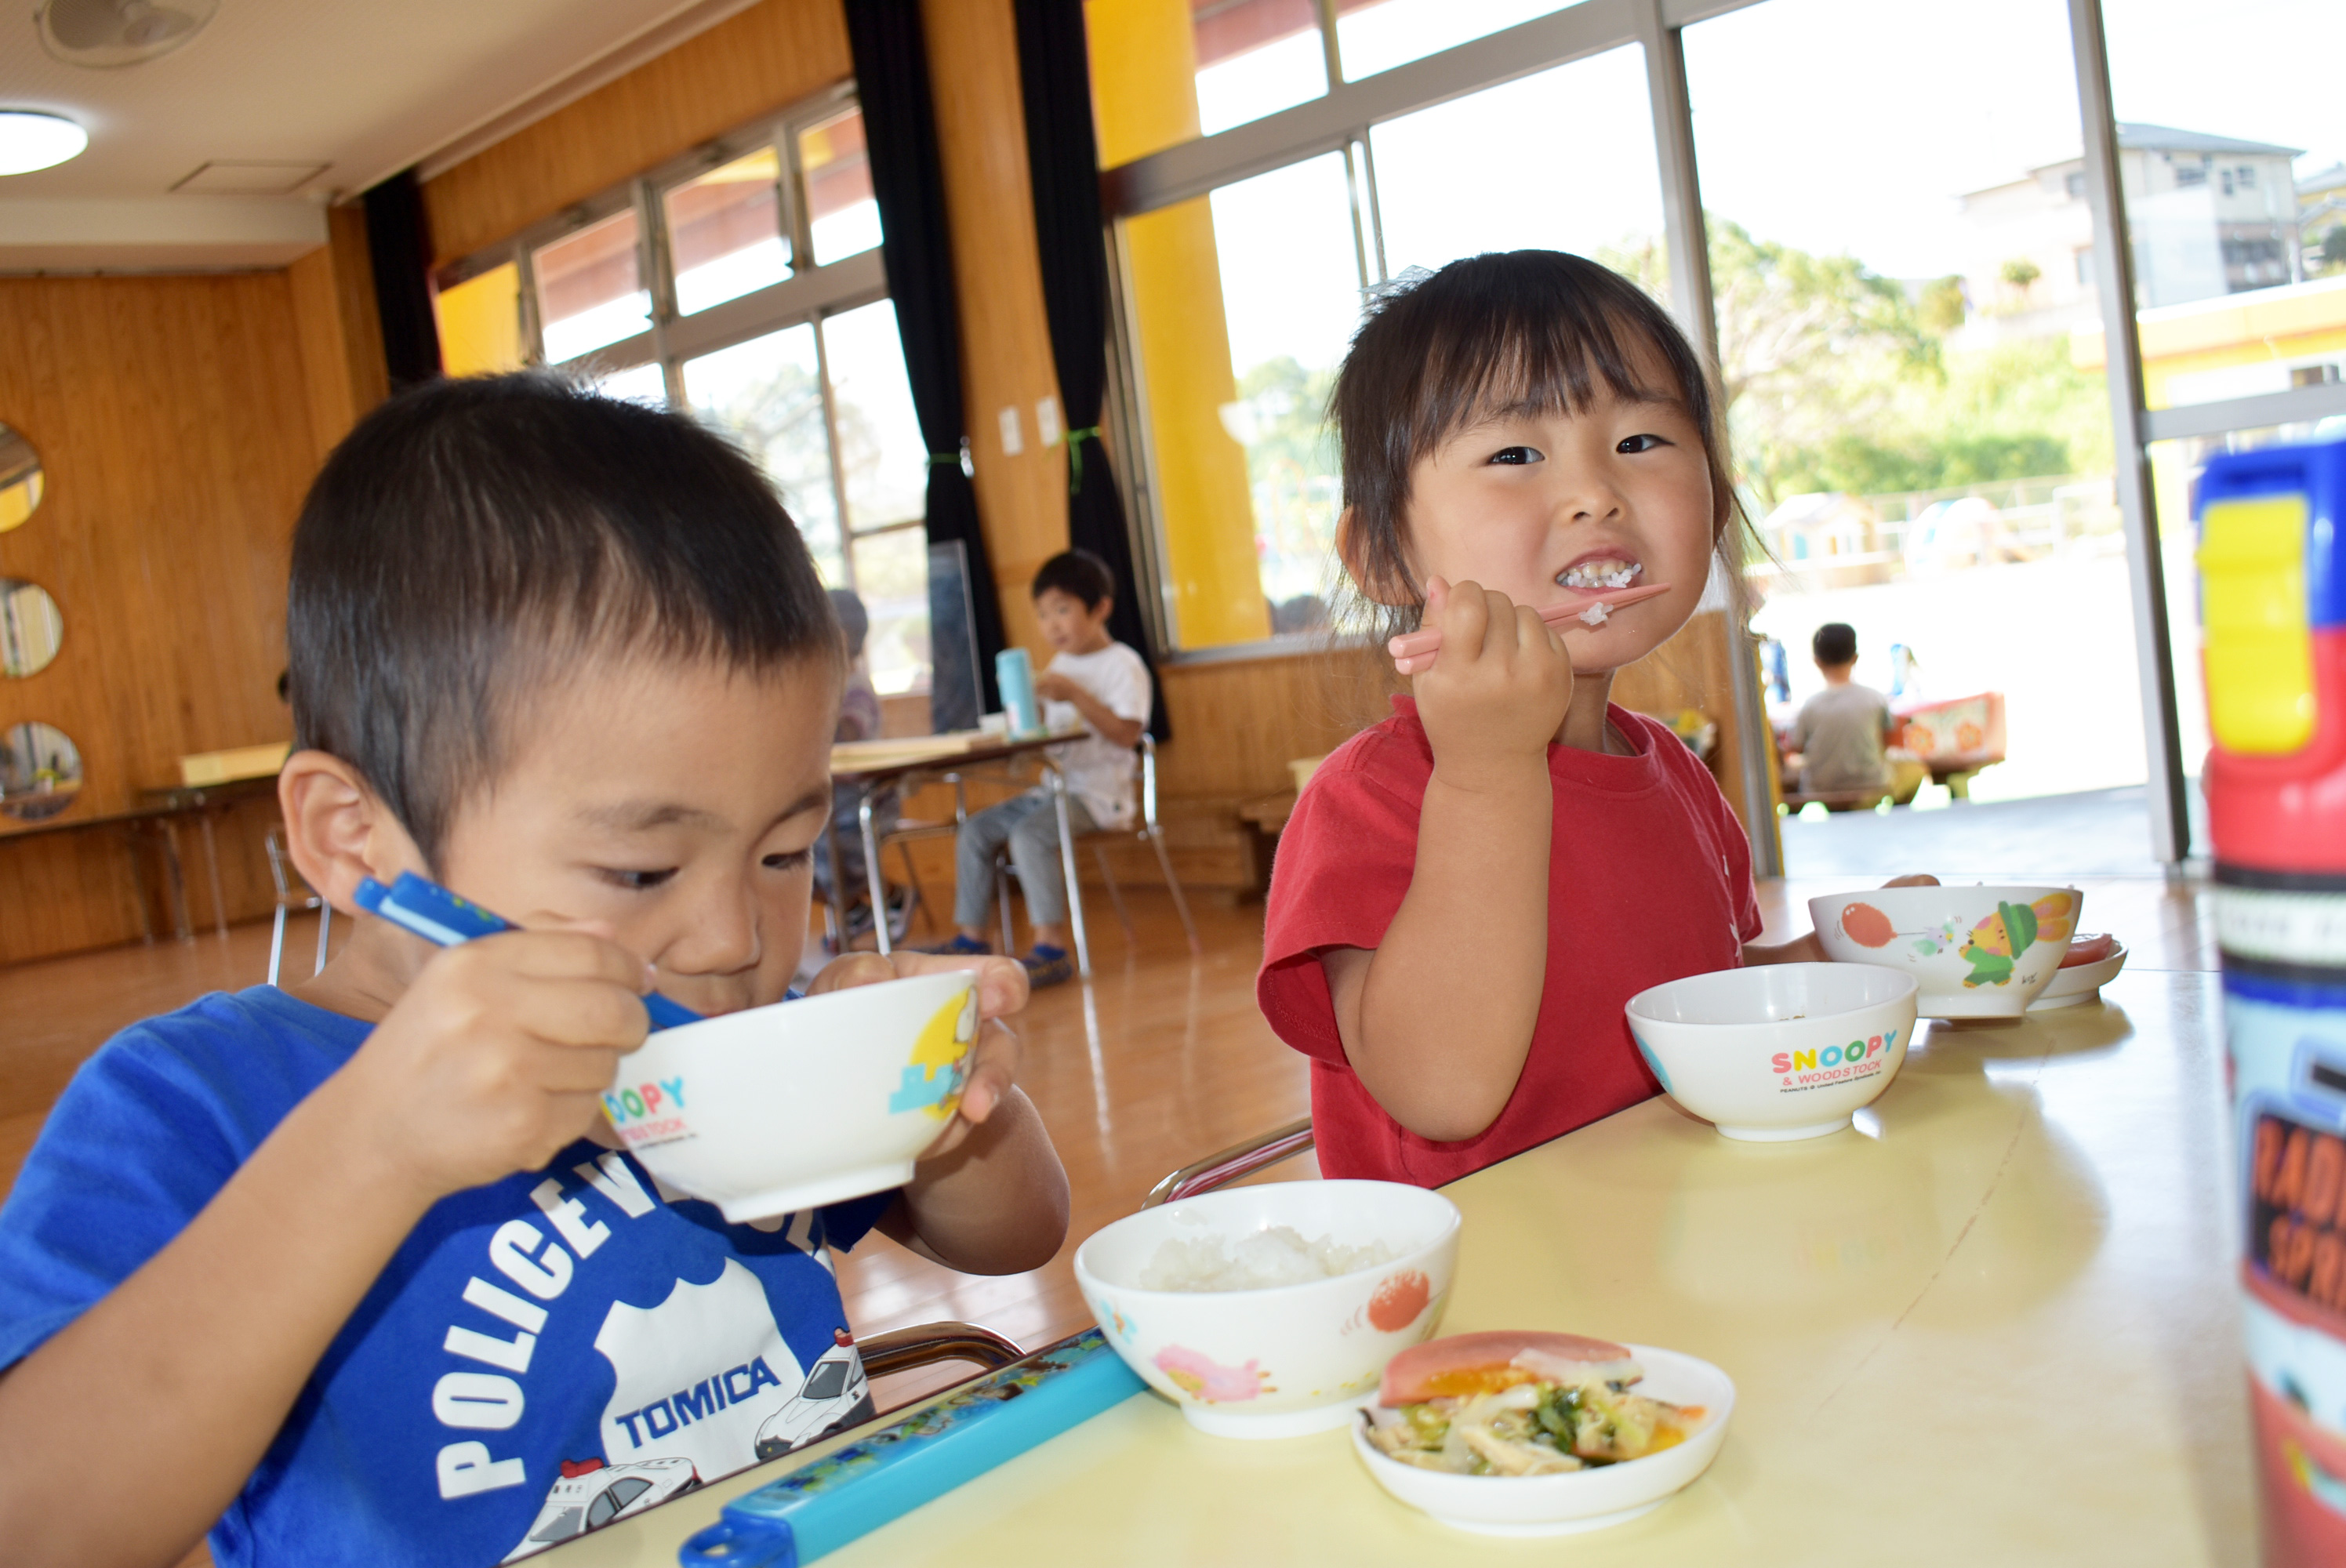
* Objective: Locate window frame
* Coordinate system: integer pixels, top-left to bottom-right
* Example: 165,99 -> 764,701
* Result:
430,82 -> 912,591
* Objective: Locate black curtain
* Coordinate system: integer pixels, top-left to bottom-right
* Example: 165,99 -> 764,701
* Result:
361,170 -> 442,389
1013,0 -> 1169,742
846,0 -> 1003,724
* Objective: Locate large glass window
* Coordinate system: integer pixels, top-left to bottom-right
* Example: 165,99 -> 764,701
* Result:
432,89 -> 938,706
800,107 -> 881,266
533,209 -> 650,363
664,147 -> 789,315
820,299 -> 928,532
1369,47 -> 1661,281
685,325 -> 844,581
1109,42 -> 1667,652
1683,0 -> 2130,814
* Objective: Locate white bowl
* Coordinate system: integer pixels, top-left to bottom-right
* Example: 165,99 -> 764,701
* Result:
1626,963 -> 1919,1142
1810,884 -> 2083,1018
1073,1181 -> 1461,1438
1351,1344 -> 1734,1535
601,971 -> 976,1222
2028,939 -> 2128,1010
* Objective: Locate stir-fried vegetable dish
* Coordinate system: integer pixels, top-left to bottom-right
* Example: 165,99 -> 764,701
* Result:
1367,1356 -> 1701,1476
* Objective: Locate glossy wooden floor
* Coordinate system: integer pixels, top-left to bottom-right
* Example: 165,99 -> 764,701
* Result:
0,869 -> 2217,1566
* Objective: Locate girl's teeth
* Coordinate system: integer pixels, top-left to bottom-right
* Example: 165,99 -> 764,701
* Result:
1560,561 -> 1641,590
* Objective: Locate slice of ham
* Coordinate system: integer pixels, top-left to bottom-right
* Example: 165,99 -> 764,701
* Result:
2061,933 -> 2116,968
1380,1331 -> 1641,1405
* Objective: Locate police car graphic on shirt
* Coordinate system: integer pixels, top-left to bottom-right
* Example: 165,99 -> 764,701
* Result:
508,1455 -> 700,1553
498,1258 -> 873,1561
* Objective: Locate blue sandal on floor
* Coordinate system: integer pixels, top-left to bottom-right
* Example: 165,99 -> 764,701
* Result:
914,933 -> 993,957
1022,944 -> 1074,988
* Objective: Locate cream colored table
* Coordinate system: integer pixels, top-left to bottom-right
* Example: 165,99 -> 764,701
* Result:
553,968 -> 2253,1566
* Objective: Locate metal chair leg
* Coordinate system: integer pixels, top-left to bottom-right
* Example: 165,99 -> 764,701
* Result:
313,904 -> 332,975
996,849 -> 1016,955
1148,825 -> 1201,955
894,841 -> 932,934
1095,844 -> 1135,942
267,905 -> 288,986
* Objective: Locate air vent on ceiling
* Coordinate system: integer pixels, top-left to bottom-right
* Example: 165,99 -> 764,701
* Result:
171,161 -> 329,196
38,0 -> 220,69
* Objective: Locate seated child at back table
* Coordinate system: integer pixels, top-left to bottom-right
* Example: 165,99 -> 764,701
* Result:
1786,621 -> 1898,797
924,549 -> 1150,989
812,586 -> 909,948
1256,251 -> 1933,1188
0,375 -> 1069,1568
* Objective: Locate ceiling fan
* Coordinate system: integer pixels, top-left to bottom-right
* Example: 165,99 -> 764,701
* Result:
38,0 -> 220,68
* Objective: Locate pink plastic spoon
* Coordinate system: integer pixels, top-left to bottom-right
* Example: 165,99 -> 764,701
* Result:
1388,582 -> 1674,674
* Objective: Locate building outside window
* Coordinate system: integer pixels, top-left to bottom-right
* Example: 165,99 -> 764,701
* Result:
431,89 -> 935,699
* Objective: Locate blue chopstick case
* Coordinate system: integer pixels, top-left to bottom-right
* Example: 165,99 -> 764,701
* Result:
677,1329 -> 1146,1567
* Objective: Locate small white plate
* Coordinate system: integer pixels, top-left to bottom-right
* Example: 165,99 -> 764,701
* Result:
1349,1344 -> 1733,1535
2028,941 -> 2128,1010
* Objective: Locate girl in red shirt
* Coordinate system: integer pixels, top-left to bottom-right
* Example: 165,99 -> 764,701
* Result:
1257,251 -> 1927,1187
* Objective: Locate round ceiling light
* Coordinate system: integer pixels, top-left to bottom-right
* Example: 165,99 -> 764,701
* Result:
38,0 -> 219,69
0,112 -> 89,176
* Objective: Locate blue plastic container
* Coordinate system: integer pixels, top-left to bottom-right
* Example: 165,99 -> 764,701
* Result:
995,647 -> 1041,736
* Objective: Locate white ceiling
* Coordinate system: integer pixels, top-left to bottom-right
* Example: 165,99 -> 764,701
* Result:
0,0 -> 761,270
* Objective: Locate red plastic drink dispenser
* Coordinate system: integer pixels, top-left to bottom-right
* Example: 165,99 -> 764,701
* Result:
2200,435 -> 2346,1562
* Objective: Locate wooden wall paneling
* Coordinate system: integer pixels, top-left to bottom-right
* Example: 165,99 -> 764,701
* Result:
286,205 -> 390,463
921,0 -> 1070,660
1155,648 -> 1393,800
419,0 -> 854,267
0,274 -> 316,965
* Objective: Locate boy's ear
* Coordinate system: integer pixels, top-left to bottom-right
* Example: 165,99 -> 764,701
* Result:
278,750 -> 428,915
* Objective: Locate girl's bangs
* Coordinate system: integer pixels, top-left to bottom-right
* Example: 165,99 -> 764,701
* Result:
1407,295 -> 1681,459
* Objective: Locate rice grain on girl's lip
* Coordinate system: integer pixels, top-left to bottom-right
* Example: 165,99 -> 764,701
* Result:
1386,582 -> 1673,673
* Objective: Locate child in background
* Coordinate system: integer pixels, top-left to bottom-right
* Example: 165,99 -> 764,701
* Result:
1258,251 -> 1930,1186
0,376 -> 1068,1567
924,550 -> 1149,988
1785,621 -> 1897,797
813,586 -> 910,948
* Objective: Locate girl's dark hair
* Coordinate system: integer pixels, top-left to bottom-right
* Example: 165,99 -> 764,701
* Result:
1330,250 -> 1745,638
287,372 -> 840,866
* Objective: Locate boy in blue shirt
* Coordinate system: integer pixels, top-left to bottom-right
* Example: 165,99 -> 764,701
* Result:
0,376 -> 1069,1566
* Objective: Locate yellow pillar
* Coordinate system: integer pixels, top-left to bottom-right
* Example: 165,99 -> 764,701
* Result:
1087,0 -> 1271,648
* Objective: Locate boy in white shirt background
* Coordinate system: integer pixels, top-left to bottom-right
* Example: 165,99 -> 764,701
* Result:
926,550 -> 1150,987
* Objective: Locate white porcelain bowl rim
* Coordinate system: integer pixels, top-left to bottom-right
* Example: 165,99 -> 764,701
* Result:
636,967 -> 971,1047
1625,962 -> 1917,1027
1073,1182 -> 1462,1301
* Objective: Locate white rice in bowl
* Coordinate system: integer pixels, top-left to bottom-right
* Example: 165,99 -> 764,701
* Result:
1138,1225 -> 1399,1291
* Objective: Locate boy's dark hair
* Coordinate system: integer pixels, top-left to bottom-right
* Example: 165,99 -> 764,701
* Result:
1030,548 -> 1115,612
1331,251 -> 1744,635
287,372 -> 839,866
1813,622 -> 1858,666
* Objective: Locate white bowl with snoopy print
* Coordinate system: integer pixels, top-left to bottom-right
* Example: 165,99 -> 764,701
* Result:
598,971 -> 975,1223
1625,963 -> 1919,1141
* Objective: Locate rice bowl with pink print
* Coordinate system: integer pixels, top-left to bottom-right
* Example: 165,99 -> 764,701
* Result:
1626,963 -> 1919,1141
1074,1181 -> 1462,1438
1809,884 -> 2082,1018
